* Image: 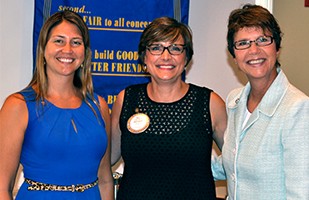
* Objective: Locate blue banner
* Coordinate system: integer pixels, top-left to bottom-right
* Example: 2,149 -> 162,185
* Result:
33,0 -> 190,110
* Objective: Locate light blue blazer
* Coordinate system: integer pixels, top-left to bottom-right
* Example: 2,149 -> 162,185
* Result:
221,68 -> 309,200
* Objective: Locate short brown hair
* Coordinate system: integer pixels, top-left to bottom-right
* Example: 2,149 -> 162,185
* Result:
227,4 -> 282,59
138,16 -> 193,67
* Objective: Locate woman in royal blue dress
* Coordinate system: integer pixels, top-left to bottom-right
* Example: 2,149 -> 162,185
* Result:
0,11 -> 113,200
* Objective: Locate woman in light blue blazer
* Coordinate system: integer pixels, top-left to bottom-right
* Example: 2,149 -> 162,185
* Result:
219,4 -> 309,200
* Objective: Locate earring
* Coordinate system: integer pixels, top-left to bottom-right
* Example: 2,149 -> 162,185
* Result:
80,64 -> 84,68
143,65 -> 147,72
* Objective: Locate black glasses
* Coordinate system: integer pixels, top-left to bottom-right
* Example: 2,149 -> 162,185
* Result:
147,44 -> 186,55
233,36 -> 274,50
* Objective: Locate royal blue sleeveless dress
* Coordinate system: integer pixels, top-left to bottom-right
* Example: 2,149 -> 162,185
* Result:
15,87 -> 108,200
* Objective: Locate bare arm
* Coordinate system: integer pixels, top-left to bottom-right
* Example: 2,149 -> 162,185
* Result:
209,92 -> 227,151
97,96 -> 114,200
0,94 -> 28,200
110,90 -> 125,166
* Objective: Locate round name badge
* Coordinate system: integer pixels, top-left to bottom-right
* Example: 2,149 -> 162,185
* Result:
127,113 -> 150,134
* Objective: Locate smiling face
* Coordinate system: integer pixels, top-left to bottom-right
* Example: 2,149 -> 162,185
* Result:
44,20 -> 85,78
233,27 -> 279,83
144,36 -> 187,83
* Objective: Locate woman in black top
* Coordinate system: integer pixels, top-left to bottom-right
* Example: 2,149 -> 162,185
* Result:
111,16 -> 227,200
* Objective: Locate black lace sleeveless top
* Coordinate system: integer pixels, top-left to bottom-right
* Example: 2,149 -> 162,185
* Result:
117,83 -> 216,200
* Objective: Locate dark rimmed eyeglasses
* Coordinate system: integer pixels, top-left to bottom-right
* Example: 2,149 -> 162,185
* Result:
233,36 -> 274,50
147,44 -> 186,55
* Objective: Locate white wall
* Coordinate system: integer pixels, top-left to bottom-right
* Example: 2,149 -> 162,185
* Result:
273,0 -> 309,96
0,1 -> 34,105
186,1 -> 254,99
1,0 -> 258,198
